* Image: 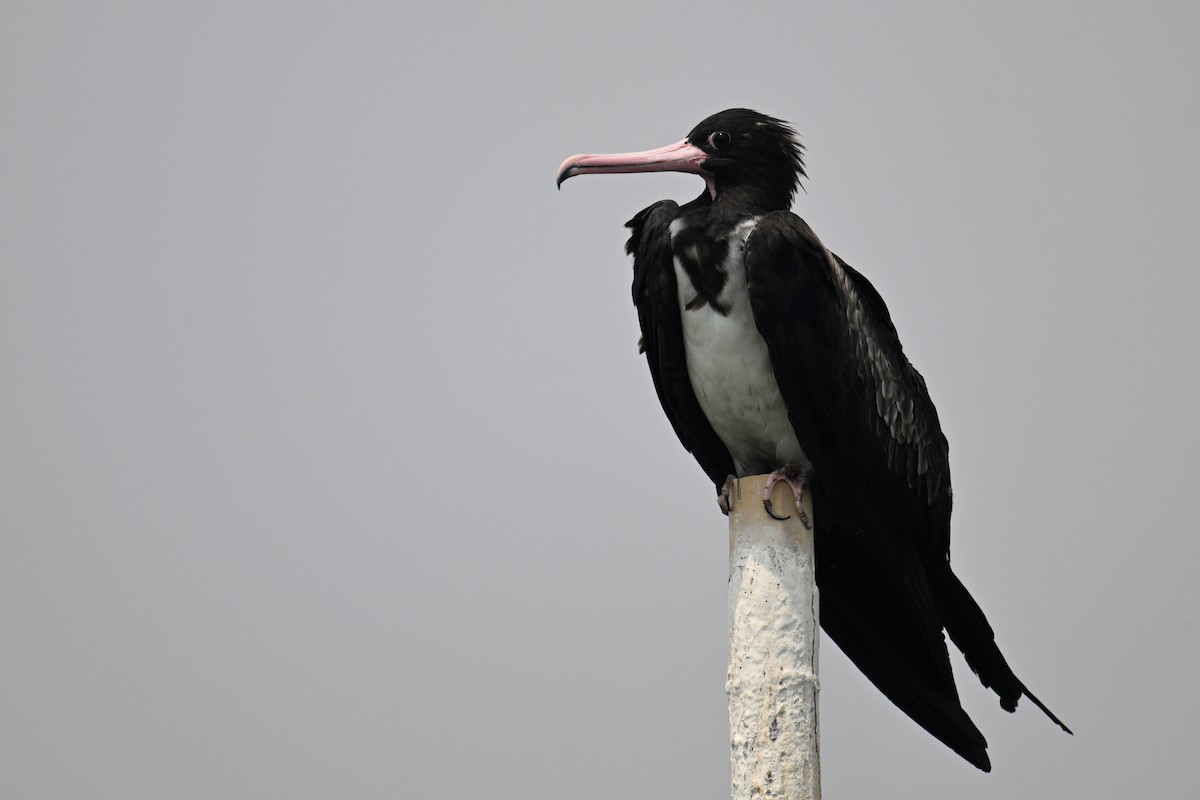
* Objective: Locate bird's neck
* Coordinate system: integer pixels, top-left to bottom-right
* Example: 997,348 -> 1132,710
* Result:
677,186 -> 780,232
712,180 -> 794,219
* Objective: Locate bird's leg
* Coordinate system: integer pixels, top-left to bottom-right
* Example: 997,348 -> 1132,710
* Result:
762,464 -> 813,529
718,475 -> 737,516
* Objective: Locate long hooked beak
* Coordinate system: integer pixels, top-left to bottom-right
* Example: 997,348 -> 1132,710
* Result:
556,139 -> 710,188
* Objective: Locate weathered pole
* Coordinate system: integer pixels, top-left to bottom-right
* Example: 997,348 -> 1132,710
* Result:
727,474 -> 820,800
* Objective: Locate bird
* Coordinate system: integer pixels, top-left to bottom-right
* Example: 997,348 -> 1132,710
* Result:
556,108 -> 1070,771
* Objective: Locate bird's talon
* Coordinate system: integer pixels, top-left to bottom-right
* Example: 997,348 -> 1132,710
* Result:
764,500 -> 791,521
762,464 -> 812,525
718,475 -> 736,516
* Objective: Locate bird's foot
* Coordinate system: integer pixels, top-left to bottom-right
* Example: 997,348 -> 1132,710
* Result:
717,475 -> 737,516
763,464 -> 813,529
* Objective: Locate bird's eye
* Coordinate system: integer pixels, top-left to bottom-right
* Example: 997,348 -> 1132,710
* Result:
708,130 -> 732,151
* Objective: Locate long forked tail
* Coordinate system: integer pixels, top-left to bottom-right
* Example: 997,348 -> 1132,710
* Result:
931,561 -> 1073,735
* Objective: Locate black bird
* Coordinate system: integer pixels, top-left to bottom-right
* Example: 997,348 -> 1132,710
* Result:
557,109 -> 1069,771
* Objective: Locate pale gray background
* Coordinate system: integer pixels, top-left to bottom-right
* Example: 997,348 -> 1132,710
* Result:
3,1 -> 1197,798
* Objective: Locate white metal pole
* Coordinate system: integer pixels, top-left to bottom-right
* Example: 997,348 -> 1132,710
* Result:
727,474 -> 820,800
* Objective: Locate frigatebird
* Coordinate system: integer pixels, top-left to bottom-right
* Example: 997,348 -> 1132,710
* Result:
556,109 -> 1069,771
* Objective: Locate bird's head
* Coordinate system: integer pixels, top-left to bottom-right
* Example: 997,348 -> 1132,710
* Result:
557,108 -> 806,211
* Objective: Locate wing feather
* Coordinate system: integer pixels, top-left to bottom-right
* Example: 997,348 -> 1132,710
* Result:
744,212 -> 952,551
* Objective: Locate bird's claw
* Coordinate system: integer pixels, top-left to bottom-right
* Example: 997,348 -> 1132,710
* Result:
718,475 -> 736,516
762,465 -> 813,529
764,499 -> 791,522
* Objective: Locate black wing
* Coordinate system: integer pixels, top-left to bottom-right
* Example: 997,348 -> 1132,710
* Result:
744,211 -> 1068,768
745,211 -> 952,552
626,202 -> 735,489
743,211 -> 990,766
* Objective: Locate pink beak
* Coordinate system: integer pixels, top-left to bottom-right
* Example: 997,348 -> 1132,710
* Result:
556,139 -> 711,188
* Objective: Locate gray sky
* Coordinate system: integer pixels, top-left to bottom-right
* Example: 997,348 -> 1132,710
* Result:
3,1 -> 1197,797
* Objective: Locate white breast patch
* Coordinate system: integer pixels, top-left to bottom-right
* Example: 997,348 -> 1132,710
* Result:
671,218 -> 809,476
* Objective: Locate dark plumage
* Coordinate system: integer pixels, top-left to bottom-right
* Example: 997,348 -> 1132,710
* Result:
557,109 -> 1069,771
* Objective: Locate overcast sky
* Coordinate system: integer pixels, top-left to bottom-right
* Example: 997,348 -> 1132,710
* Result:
3,2 -> 1198,798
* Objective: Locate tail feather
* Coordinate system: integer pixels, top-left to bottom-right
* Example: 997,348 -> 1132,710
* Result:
931,561 -> 1072,734
1017,681 -> 1073,735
